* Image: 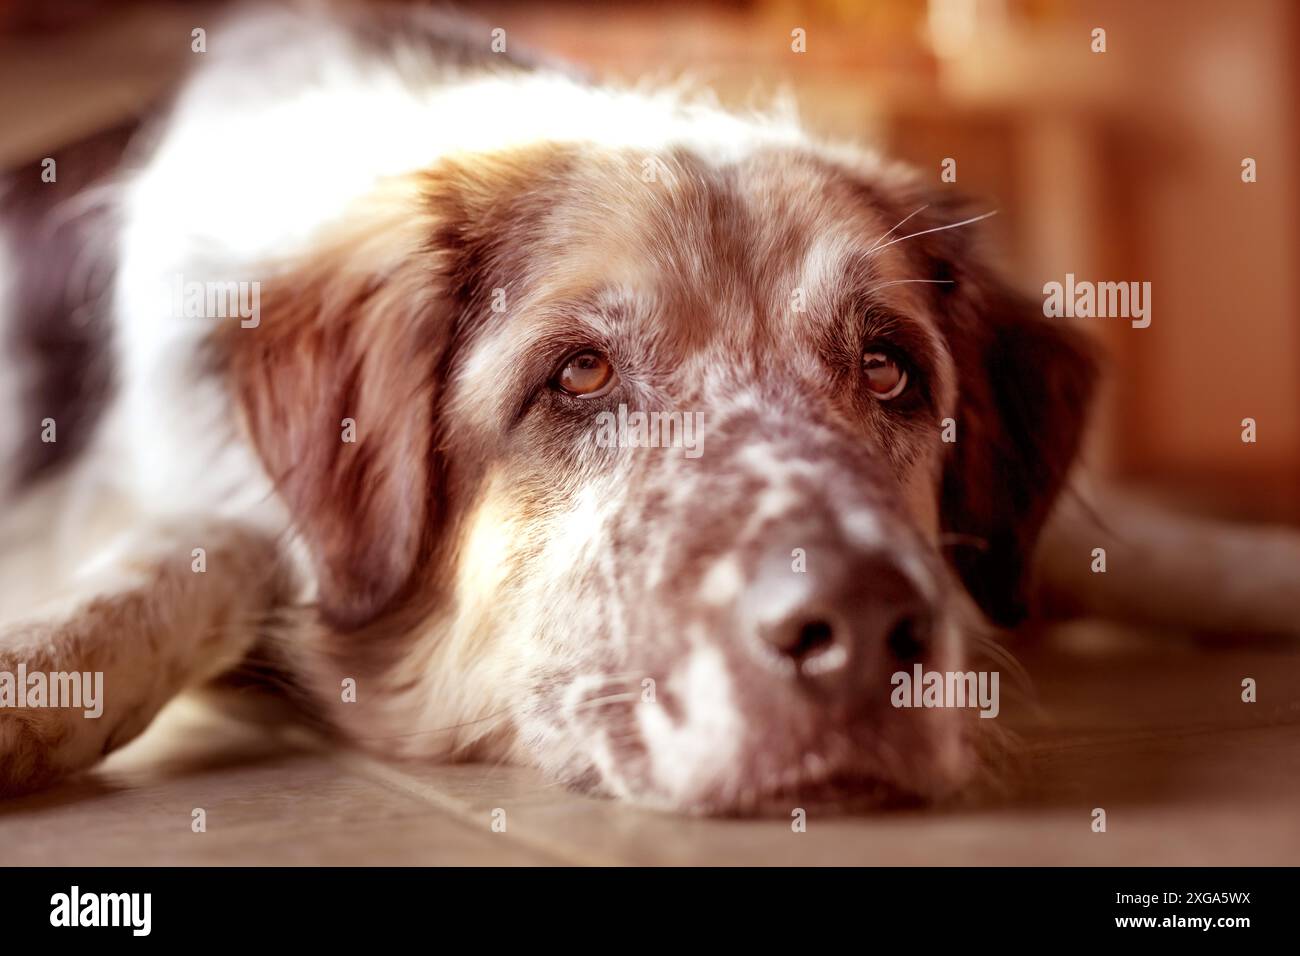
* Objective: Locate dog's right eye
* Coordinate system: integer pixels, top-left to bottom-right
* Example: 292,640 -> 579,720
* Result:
862,350 -> 908,400
553,350 -> 616,397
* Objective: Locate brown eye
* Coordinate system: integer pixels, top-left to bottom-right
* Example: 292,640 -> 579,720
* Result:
554,349 -> 615,397
863,351 -> 907,400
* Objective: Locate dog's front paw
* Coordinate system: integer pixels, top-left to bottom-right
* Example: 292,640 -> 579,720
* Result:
0,703 -> 76,795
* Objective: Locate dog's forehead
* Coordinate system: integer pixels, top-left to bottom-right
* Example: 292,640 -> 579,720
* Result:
447,146 -> 941,431
484,149 -> 918,340
574,148 -> 904,300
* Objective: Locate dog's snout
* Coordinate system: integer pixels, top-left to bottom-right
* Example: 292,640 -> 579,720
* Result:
750,549 -> 934,683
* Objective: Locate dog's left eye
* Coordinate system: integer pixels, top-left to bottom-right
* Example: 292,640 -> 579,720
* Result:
553,349 -> 616,397
862,351 -> 907,400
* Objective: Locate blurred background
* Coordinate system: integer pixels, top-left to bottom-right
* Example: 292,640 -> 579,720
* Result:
3,0 -> 1297,522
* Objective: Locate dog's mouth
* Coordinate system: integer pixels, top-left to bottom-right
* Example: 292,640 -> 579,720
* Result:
567,711 -> 969,817
558,643 -> 975,816
559,742 -> 935,817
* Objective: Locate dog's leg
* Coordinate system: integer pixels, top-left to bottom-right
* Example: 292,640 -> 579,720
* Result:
1035,484 -> 1300,639
0,519 -> 293,794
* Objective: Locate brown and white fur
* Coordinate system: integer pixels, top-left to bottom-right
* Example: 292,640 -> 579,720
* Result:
1,4 -> 1296,813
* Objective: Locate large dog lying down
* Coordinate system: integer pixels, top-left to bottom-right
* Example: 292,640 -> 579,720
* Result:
1,5 -> 1296,813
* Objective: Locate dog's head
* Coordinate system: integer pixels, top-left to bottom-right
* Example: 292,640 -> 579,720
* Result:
225,137 -> 1095,814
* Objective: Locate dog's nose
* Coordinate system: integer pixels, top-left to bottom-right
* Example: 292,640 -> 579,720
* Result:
747,549 -> 934,683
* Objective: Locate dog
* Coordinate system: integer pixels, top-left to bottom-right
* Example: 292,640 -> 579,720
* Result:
1,4 -> 1296,814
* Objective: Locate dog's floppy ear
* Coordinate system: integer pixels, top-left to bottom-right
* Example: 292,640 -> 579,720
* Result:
219,154 -> 566,630
914,200 -> 1099,626
221,186 -> 449,630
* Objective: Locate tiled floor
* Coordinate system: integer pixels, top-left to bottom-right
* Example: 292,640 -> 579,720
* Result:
2,623 -> 1297,866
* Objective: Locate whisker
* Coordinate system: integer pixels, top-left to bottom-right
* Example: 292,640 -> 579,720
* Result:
862,278 -> 954,296
584,671 -> 654,684
1063,482 -> 1131,545
571,691 -> 641,712
970,634 -> 1034,693
868,209 -> 999,255
866,203 -> 929,254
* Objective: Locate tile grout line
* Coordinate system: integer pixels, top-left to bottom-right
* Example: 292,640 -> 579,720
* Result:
320,748 -> 613,866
